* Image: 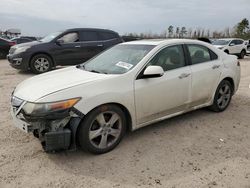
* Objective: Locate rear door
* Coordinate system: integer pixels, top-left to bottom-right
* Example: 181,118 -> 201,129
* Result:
79,31 -> 104,62
53,31 -> 83,65
99,31 -> 122,49
186,44 -> 222,107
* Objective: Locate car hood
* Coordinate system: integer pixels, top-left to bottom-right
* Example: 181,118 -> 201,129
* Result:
14,41 -> 42,48
14,67 -> 116,102
214,45 -> 225,48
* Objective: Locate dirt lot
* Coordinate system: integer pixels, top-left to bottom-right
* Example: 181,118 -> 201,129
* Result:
0,57 -> 250,188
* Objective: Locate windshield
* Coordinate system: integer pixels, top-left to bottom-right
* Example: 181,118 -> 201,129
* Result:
40,31 -> 62,42
82,44 -> 155,74
212,39 -> 231,46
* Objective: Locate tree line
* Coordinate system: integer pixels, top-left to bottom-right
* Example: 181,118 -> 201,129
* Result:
124,18 -> 250,40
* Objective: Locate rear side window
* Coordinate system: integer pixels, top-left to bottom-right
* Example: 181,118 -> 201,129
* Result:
80,31 -> 99,41
99,32 -> 118,40
236,40 -> 243,45
209,49 -> 218,60
187,44 -> 211,64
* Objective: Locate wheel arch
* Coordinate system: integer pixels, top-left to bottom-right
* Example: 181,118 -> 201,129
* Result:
77,102 -> 133,133
222,77 -> 235,94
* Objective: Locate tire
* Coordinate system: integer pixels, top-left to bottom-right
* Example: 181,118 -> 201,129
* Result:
209,80 -> 233,112
224,50 -> 229,54
30,54 -> 53,74
77,104 -> 127,154
0,50 -> 7,59
239,50 -> 246,59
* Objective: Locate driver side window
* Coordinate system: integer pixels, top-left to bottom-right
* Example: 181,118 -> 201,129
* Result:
147,45 -> 185,71
59,32 -> 79,43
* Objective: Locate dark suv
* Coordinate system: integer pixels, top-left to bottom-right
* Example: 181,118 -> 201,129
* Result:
7,28 -> 123,73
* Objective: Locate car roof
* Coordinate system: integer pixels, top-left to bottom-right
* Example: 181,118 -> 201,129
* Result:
65,28 -> 119,34
217,38 -> 244,40
122,39 -> 211,46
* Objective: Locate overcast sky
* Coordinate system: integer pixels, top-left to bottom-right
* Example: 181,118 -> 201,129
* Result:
1,0 -> 250,36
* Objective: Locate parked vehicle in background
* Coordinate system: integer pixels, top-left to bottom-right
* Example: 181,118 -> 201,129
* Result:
10,39 -> 240,154
7,28 -> 123,73
11,37 -> 35,44
0,37 -> 16,59
122,35 -> 141,42
212,38 -> 247,59
246,40 -> 250,54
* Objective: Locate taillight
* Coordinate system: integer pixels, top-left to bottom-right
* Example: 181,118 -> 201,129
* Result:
237,61 -> 240,66
9,42 -> 16,46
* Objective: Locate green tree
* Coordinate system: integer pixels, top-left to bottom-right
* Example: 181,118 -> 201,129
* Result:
235,18 -> 249,37
176,27 -> 180,38
168,25 -> 174,38
180,27 -> 187,38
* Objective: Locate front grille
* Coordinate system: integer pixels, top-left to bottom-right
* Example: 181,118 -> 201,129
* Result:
9,48 -> 16,54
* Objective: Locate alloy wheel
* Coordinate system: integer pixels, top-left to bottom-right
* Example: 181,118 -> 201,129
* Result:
217,84 -> 231,109
34,57 -> 50,72
89,111 -> 122,149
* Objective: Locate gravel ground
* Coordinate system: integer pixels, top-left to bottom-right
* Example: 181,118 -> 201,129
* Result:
0,57 -> 250,188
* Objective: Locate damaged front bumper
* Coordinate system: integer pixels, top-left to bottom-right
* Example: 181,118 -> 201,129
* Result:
10,99 -> 83,152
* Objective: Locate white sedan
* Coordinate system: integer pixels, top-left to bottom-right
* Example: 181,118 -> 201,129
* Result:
11,39 -> 241,154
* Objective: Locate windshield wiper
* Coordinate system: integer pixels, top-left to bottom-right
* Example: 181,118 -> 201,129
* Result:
90,69 -> 107,74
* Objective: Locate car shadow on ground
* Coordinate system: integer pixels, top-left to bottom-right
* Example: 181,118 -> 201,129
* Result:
44,105 -> 244,186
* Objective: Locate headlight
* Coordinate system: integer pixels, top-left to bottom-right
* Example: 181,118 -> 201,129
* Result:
14,46 -> 31,54
22,98 -> 81,115
218,47 -> 224,50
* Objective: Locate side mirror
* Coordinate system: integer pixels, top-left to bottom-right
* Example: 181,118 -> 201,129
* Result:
229,43 -> 235,46
143,66 -> 164,78
56,39 -> 64,45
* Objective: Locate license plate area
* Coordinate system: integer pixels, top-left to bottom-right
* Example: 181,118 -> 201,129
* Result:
11,107 -> 30,133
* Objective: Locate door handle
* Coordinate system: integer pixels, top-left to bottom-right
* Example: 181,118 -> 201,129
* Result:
178,73 -> 191,79
212,65 -> 220,69
75,45 -> 81,48
97,44 -> 103,47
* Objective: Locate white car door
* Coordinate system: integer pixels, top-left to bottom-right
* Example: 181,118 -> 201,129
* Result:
134,45 -> 191,125
186,44 -> 223,107
228,40 -> 238,54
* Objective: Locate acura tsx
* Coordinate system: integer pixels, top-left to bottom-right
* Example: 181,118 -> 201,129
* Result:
10,39 -> 240,154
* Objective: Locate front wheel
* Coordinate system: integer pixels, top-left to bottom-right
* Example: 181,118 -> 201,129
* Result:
209,80 -> 233,112
239,50 -> 246,59
0,50 -> 6,59
77,104 -> 127,154
30,54 -> 53,74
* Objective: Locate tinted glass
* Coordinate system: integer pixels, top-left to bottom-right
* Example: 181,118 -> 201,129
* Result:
81,31 -> 99,41
236,40 -> 243,45
209,49 -> 218,60
99,32 -> 117,40
187,44 -> 211,64
148,45 -> 185,71
230,40 -> 237,45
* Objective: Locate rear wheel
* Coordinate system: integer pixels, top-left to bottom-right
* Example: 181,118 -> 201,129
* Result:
30,54 -> 53,74
239,50 -> 246,59
209,80 -> 233,112
0,50 -> 6,59
77,104 -> 127,154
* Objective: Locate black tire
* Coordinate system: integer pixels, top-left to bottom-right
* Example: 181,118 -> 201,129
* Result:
224,50 -> 229,54
30,54 -> 53,74
209,80 -> 233,112
238,50 -> 246,59
77,104 -> 127,154
0,50 -> 7,59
